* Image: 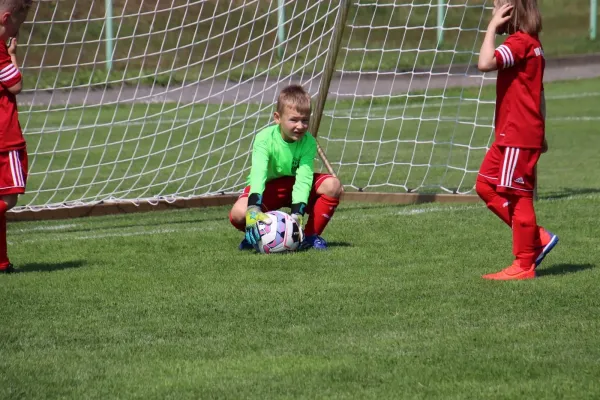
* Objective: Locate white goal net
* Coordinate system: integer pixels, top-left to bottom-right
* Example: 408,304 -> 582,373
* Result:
16,0 -> 495,211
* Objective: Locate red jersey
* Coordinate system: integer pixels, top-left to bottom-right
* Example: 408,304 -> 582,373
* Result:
494,31 -> 545,149
0,41 -> 24,152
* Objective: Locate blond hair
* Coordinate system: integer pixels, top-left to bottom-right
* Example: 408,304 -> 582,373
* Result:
497,0 -> 542,35
276,84 -> 311,115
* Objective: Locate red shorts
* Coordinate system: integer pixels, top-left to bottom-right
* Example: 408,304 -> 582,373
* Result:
477,143 -> 540,197
0,148 -> 27,196
239,173 -> 332,213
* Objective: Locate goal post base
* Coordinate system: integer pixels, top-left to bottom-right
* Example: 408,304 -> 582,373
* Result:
7,192 -> 479,222
6,195 -> 240,222
342,192 -> 480,204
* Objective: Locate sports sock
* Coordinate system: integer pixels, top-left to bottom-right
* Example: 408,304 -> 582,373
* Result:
511,195 -> 537,267
304,194 -> 339,236
0,200 -> 9,270
476,180 -> 542,248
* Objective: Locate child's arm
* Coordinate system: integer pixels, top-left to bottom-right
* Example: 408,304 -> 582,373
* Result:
290,139 -> 317,226
247,137 -> 270,207
478,4 -> 513,72
5,38 -> 22,95
245,135 -> 272,246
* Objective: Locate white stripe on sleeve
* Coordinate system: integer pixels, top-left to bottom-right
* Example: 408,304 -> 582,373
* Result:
496,45 -> 514,68
0,64 -> 16,79
1,68 -> 19,83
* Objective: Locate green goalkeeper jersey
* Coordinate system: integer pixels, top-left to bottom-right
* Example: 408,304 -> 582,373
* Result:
248,124 -> 317,205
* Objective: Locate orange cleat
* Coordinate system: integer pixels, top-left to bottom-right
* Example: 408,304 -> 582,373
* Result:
482,260 -> 536,280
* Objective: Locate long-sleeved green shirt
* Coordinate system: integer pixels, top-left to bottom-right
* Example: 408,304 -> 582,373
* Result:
248,124 -> 317,205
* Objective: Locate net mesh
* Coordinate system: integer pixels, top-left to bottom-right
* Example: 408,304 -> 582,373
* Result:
15,0 -> 494,211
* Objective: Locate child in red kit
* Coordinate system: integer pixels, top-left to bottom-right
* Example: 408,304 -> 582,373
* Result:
0,0 -> 32,273
229,85 -> 343,251
476,0 -> 558,280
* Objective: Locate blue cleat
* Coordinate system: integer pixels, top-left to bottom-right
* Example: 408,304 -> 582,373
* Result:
301,234 -> 328,250
535,229 -> 559,268
239,238 -> 255,251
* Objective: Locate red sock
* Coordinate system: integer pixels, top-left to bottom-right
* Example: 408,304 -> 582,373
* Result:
511,195 -> 537,266
476,180 -> 542,248
304,195 -> 339,236
475,179 -> 512,226
0,200 -> 8,269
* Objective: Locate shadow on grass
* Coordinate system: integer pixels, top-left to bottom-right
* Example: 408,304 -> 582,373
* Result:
326,241 -> 353,248
18,260 -> 86,273
536,263 -> 595,277
540,188 -> 600,200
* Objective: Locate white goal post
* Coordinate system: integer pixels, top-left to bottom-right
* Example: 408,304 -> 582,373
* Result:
13,0 -> 496,219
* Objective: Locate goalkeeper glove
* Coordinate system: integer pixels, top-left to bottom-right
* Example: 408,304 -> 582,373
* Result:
245,205 -> 271,246
291,213 -> 304,228
291,203 -> 306,243
291,202 -> 306,227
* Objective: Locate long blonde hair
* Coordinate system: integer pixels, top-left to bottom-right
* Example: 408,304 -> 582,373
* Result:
496,0 -> 542,35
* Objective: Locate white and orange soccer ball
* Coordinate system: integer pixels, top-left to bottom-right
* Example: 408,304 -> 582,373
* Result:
256,210 -> 303,254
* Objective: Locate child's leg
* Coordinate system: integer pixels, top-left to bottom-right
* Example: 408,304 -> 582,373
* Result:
475,179 -> 512,226
0,199 -> 8,270
497,147 -> 540,269
511,194 -> 538,267
477,143 -> 515,226
0,149 -> 26,271
478,145 -> 544,245
229,194 -> 248,232
0,194 -> 19,271
304,174 -> 343,237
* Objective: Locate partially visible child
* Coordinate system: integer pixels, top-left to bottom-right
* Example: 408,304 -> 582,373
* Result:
0,0 -> 31,274
229,84 -> 343,250
476,0 -> 558,280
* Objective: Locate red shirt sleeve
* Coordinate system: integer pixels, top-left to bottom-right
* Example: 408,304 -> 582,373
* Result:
0,42 -> 22,89
495,33 -> 529,70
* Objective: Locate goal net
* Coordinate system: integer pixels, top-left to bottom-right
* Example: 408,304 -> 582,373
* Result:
16,0 -> 495,212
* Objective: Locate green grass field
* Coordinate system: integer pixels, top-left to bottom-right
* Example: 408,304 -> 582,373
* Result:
1,76 -> 600,398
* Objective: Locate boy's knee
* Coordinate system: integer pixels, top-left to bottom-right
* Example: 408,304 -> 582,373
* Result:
320,176 -> 343,198
513,213 -> 536,228
229,206 -> 245,224
229,206 -> 246,231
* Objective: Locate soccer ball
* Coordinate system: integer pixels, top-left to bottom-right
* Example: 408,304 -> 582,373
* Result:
256,210 -> 303,254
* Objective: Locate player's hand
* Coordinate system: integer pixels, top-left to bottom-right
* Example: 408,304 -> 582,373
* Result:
290,202 -> 307,243
7,37 -> 17,56
290,213 -> 306,243
245,205 -> 271,246
291,213 -> 304,228
290,203 -> 306,228
541,138 -> 548,154
490,4 -> 513,29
